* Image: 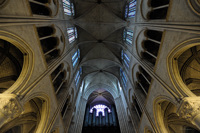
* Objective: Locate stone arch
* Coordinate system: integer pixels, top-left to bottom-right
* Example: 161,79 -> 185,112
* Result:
0,96 -> 49,133
84,84 -> 118,100
136,29 -> 163,66
0,31 -> 34,94
36,25 -> 65,64
147,0 -> 170,20
132,64 -> 152,101
51,61 -> 70,101
188,0 -> 200,16
28,0 -> 59,16
168,38 -> 200,97
154,97 -> 199,133
0,0 -> 9,8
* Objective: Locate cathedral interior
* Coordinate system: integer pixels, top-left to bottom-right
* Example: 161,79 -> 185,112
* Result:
0,0 -> 200,133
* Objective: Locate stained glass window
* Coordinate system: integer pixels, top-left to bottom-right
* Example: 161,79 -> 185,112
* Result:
63,0 -> 75,16
67,27 -> 78,44
125,0 -> 137,18
75,67 -> 82,86
120,68 -> 127,88
121,50 -> 130,69
90,104 -> 111,116
123,29 -> 133,45
72,49 -> 80,67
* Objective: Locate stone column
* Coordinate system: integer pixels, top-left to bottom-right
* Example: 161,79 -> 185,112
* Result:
99,112 -> 102,126
177,97 -> 200,130
0,94 -> 23,128
115,96 -> 134,133
111,105 -> 117,126
96,116 -> 99,126
102,116 -> 105,126
88,113 -> 92,126
84,106 -> 90,127
70,97 -> 87,133
105,108 -> 109,126
109,113 -> 113,126
92,108 -> 96,126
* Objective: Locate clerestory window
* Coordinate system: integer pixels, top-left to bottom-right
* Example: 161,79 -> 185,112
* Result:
120,68 -> 128,88
121,50 -> 130,69
72,49 -> 80,67
75,67 -> 82,86
125,0 -> 137,18
62,0 -> 75,16
67,27 -> 78,44
123,29 -> 133,45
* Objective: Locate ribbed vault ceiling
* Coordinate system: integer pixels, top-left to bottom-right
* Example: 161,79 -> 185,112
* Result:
74,0 -> 127,102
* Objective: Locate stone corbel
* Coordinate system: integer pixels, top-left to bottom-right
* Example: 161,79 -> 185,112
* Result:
0,94 -> 23,128
177,97 -> 200,130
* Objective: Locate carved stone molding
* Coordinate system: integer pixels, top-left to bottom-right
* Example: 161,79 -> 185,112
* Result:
0,94 -> 23,120
177,97 -> 200,128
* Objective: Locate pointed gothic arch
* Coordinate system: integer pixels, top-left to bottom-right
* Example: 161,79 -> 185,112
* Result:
168,38 -> 200,97
154,97 -> 199,133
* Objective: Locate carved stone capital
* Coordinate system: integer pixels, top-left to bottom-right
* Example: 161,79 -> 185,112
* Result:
0,94 -> 23,119
177,97 -> 200,121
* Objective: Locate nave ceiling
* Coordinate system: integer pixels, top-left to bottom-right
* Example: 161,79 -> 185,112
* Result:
73,0 -> 128,101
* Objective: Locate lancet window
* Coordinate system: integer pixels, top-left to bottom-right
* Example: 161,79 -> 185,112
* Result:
120,68 -> 128,88
125,0 -> 137,18
67,27 -> 78,44
75,67 -> 82,87
123,29 -> 133,45
121,50 -> 130,69
63,0 -> 75,16
72,49 -> 80,67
